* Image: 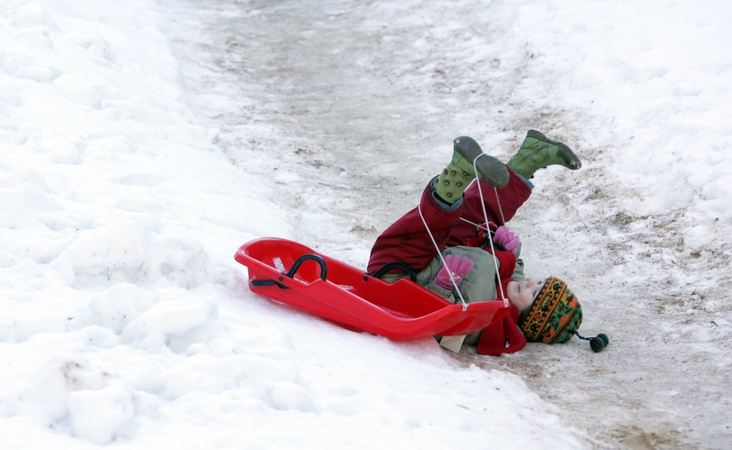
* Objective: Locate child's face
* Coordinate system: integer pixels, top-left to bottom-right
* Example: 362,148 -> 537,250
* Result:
506,277 -> 545,311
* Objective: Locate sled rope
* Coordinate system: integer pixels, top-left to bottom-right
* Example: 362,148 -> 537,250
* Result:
417,154 -> 511,311
458,217 -> 494,229
417,202 -> 469,311
472,156 -> 509,308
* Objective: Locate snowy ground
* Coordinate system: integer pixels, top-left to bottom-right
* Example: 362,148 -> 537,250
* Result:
1,0 -> 730,448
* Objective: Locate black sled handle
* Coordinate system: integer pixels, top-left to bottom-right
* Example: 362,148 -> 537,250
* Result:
368,262 -> 417,283
285,254 -> 328,281
251,254 -> 328,289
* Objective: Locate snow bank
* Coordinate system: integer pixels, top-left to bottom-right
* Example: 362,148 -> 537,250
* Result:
0,0 -> 589,448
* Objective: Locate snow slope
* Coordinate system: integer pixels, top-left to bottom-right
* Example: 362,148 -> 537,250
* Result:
0,0 -> 730,448
0,0 -> 588,448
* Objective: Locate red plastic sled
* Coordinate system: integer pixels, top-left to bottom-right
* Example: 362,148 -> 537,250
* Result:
235,238 -> 509,339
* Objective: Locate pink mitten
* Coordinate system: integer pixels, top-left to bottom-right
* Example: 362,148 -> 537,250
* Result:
493,226 -> 520,254
435,255 -> 474,290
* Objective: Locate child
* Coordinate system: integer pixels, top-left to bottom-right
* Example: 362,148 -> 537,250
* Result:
368,131 -> 588,355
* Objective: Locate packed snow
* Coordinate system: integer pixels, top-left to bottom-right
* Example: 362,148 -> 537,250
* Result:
0,0 -> 730,448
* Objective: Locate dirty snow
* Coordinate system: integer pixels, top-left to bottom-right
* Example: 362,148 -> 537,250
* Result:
0,0 -> 730,448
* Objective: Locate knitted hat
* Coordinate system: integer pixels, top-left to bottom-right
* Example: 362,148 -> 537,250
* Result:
518,276 -> 582,344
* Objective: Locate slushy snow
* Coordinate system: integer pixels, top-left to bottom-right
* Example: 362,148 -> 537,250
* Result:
1,0 -> 730,448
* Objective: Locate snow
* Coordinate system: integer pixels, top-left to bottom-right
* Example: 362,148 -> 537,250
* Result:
1,0 -> 730,448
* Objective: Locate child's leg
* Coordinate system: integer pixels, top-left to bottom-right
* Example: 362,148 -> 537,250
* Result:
446,129 -> 581,247
507,130 -> 581,179
368,136 -> 508,275
432,136 -> 509,203
367,178 -> 463,274
447,169 -> 533,247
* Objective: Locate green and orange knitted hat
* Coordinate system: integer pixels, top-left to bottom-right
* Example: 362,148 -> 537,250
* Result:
518,276 -> 583,344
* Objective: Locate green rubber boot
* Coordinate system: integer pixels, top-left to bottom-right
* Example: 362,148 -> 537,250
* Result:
507,130 -> 581,179
433,136 -> 509,203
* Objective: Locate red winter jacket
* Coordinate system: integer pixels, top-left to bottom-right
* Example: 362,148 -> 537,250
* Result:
368,171 -> 531,274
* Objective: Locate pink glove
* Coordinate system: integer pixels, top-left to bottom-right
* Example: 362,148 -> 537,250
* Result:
493,226 -> 520,254
435,255 -> 474,290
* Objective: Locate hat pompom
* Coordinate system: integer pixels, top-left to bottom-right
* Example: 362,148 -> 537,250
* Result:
598,333 -> 609,346
578,332 -> 609,352
589,336 -> 605,352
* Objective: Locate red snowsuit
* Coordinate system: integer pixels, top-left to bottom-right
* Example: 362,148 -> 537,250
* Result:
367,169 -> 532,274
367,168 -> 533,356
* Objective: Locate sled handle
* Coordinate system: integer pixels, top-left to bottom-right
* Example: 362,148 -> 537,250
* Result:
250,254 -> 328,289
368,262 -> 417,282
286,254 -> 328,281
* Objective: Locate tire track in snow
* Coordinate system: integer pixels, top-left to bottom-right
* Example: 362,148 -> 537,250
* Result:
163,1 -> 731,448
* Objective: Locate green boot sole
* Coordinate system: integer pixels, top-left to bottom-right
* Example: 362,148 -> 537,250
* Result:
453,136 -> 509,188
